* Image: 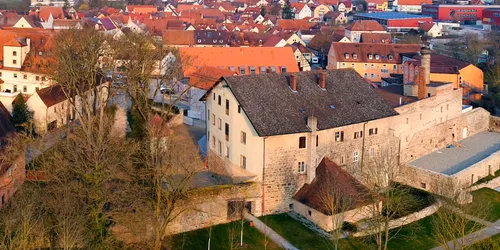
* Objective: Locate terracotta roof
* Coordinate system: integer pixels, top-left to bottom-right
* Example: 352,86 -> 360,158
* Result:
293,157 -> 374,215
262,35 -> 284,46
360,33 -> 392,44
163,30 -> 194,46
176,4 -> 203,11
52,19 -> 81,28
0,12 -> 21,27
126,5 -> 158,14
179,47 -> 300,77
407,53 -> 471,74
188,66 -> 237,90
419,21 -> 435,32
205,70 -> 398,136
277,19 -> 315,31
35,85 -> 67,107
290,3 -> 307,12
39,6 -> 65,21
307,33 -> 339,52
347,20 -> 385,32
330,43 -> 421,64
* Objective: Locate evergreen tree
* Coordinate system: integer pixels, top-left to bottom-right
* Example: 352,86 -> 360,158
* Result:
11,94 -> 33,133
282,0 -> 294,19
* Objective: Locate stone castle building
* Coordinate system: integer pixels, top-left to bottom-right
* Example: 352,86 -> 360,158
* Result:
202,47 -> 495,216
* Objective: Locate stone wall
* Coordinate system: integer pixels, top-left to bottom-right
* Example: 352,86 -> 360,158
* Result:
491,115 -> 500,133
399,108 -> 490,163
453,151 -> 500,187
166,182 -> 263,235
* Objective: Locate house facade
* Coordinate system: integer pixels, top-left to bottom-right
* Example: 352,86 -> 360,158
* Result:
345,20 -> 387,43
327,43 -> 421,82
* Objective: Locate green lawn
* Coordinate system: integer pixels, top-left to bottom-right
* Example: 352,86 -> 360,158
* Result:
469,188 -> 500,222
169,220 -> 281,250
261,212 -> 483,250
260,213 -> 373,250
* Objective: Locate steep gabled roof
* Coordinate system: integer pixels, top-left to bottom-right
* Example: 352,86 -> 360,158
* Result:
419,21 -> 436,32
179,47 -> 299,77
347,20 -> 385,32
210,70 -> 397,136
407,53 -> 471,74
360,33 -> 392,44
35,85 -> 67,107
293,157 -> 374,215
39,6 -> 65,21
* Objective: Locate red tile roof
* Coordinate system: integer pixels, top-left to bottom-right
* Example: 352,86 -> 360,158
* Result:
179,47 -> 300,76
419,21 -> 435,32
360,33 -> 392,44
39,6 -> 65,22
188,66 -> 237,90
397,0 -> 431,5
162,30 -> 195,46
35,85 -> 67,107
407,54 -> 471,74
293,157 -> 373,215
347,20 -> 385,32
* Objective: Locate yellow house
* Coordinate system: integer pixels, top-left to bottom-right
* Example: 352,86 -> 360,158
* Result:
328,43 -> 421,82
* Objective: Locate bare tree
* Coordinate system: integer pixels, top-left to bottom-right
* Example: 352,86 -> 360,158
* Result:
431,182 -> 488,250
352,149 -> 420,250
316,163 -> 361,250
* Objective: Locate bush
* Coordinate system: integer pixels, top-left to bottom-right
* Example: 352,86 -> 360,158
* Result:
342,222 -> 358,232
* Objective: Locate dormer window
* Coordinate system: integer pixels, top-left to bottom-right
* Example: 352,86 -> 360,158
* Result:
344,53 -> 350,59
213,39 -> 217,43
368,54 -> 373,60
352,53 -> 358,59
388,54 -> 393,60
197,39 -> 202,43
38,51 -> 43,56
375,54 -> 380,60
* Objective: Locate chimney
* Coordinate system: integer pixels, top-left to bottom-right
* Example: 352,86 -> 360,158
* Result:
318,72 -> 326,89
289,75 -> 297,91
417,66 -> 427,100
420,46 -> 431,87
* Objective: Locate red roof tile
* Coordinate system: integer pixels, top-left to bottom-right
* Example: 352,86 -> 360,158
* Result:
331,43 -> 421,63
188,66 -> 237,90
39,6 -> 65,22
347,20 -> 385,32
293,157 -> 373,215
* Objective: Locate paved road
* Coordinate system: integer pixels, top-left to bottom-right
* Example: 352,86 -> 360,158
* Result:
243,211 -> 299,250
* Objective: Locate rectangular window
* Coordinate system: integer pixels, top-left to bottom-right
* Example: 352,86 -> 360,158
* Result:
211,136 -> 215,148
238,105 -> 241,113
218,118 -> 221,130
23,74 -> 27,79
23,86 -> 27,93
280,67 -> 287,73
298,162 -> 305,173
226,146 -> 230,158
13,51 -> 16,56
218,141 -> 222,155
13,60 -> 17,65
36,76 -> 39,81
364,63 -> 368,69
240,155 -> 247,169
13,85 -> 17,92
13,74 -> 17,78
212,114 -> 215,125
369,147 -> 376,157
354,131 -> 363,139
213,93 -> 215,100
225,123 -> 229,141
299,136 -> 306,148
340,155 -> 345,165
42,77 -> 46,81
335,131 -> 344,142
208,109 -> 210,121
353,151 -> 360,162
371,64 -> 375,69
316,135 -> 319,147
241,131 -> 246,144
240,67 -> 246,75
250,67 -> 256,75
225,99 -> 229,115
218,95 -> 221,105
369,128 -> 378,135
